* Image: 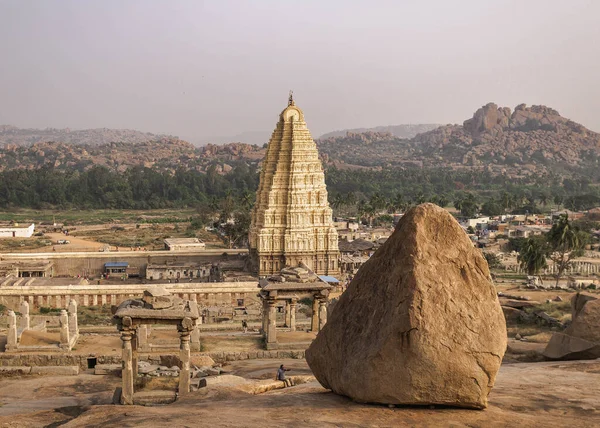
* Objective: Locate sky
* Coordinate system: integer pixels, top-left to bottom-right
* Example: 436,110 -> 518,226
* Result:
1,0 -> 599,143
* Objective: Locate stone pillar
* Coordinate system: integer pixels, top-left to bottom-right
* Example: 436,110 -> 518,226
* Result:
261,298 -> 268,335
284,300 -> 291,328
20,301 -> 30,331
266,299 -> 277,349
65,295 -> 71,307
68,299 -> 79,336
289,299 -> 297,332
137,325 -> 148,352
132,330 -> 138,379
7,311 -> 17,350
92,294 -> 98,306
111,294 -> 117,305
55,295 -> 62,309
190,293 -> 197,303
59,310 -> 70,349
318,299 -> 328,331
311,297 -> 319,332
120,329 -> 135,405
191,324 -> 201,352
101,294 -> 107,305
83,294 -> 89,306
37,295 -> 43,307
27,295 -> 34,306
178,318 -> 193,397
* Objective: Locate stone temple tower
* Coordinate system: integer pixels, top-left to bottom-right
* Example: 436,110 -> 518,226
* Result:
249,94 -> 340,277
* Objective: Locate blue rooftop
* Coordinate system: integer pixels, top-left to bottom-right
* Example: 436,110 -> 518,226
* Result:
105,262 -> 129,268
319,275 -> 339,283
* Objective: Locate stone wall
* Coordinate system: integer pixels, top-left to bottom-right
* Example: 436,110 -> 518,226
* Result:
0,281 -> 259,311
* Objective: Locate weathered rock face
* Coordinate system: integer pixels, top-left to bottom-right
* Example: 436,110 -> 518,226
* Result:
306,203 -> 507,409
544,293 -> 600,360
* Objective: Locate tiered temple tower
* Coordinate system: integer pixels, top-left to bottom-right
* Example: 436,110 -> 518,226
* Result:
249,94 -> 340,276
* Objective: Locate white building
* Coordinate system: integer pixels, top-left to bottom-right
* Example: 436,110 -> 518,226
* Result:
163,238 -> 206,251
0,223 -> 35,238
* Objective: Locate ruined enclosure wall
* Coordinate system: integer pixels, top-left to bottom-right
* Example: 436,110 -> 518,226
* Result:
0,282 -> 259,311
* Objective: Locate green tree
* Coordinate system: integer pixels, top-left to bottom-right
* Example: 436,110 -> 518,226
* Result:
517,236 -> 549,276
547,214 -> 589,286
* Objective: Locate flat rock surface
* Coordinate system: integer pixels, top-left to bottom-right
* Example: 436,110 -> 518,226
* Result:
0,359 -> 598,427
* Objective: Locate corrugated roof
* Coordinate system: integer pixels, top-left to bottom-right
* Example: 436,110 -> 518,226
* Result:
105,262 -> 129,267
319,275 -> 340,283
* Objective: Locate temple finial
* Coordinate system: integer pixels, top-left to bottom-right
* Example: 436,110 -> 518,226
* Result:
288,90 -> 294,106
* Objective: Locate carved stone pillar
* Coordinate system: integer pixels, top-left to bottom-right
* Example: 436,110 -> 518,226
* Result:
261,298 -> 268,336
7,311 -> 17,350
289,299 -> 297,332
68,299 -> 79,336
311,297 -> 319,332
83,294 -> 89,306
92,294 -> 98,306
318,299 -> 327,331
59,310 -> 70,349
120,328 -> 135,405
178,317 -> 194,397
267,299 -> 277,348
284,300 -> 291,328
20,301 -> 30,331
190,325 -> 201,352
101,294 -> 107,305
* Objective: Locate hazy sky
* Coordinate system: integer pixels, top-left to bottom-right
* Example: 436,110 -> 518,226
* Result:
1,0 -> 599,142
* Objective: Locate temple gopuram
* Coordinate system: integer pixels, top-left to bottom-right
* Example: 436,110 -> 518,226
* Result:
249,94 -> 340,276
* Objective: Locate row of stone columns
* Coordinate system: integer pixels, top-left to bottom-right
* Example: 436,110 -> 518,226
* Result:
263,295 -> 327,349
6,300 -> 78,351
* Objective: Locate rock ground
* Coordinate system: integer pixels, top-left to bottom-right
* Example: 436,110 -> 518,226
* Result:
0,359 -> 598,427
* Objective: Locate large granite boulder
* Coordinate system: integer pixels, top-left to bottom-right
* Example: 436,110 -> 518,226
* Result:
544,293 -> 600,360
306,203 -> 507,409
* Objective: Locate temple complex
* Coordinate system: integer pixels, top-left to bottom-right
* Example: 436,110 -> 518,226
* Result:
249,94 -> 340,276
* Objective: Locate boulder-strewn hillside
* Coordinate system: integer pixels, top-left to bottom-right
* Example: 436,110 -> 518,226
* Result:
412,103 -> 600,167
315,103 -> 600,175
0,125 -> 175,147
319,124 -> 440,140
0,140 -> 266,173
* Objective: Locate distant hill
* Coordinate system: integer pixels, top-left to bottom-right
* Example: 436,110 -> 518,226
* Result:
410,103 -> 600,169
198,131 -> 271,146
319,124 -> 441,140
316,103 -> 600,177
0,125 -> 176,147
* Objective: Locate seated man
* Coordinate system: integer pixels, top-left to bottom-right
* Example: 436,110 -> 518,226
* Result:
277,364 -> 292,387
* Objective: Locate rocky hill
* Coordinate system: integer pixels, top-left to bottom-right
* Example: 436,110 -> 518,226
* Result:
319,124 -> 440,140
411,103 -> 600,167
0,125 -> 175,147
0,139 -> 265,173
315,103 -> 600,176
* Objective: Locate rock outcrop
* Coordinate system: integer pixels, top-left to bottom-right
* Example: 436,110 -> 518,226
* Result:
306,203 -> 507,409
544,293 -> 600,360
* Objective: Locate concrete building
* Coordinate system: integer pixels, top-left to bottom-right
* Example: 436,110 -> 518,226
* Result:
249,94 -> 339,276
163,238 -> 206,251
0,223 -> 35,238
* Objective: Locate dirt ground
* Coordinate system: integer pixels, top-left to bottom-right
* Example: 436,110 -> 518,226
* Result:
0,359 -> 598,427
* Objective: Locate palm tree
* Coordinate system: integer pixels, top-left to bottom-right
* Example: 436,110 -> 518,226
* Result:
518,237 -> 549,276
547,214 -> 589,286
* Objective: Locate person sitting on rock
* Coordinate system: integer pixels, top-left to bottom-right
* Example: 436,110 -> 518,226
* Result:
277,364 -> 292,387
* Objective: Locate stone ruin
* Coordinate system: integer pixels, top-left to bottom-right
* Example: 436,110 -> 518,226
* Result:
113,286 -> 199,405
6,299 -> 79,352
306,203 -> 507,409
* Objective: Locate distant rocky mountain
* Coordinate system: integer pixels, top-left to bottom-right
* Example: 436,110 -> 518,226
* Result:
0,125 -> 175,147
411,103 -> 600,168
319,124 -> 441,140
316,103 -> 600,176
198,131 -> 271,146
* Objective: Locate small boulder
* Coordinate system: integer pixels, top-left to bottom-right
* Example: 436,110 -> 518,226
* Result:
306,204 -> 507,409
